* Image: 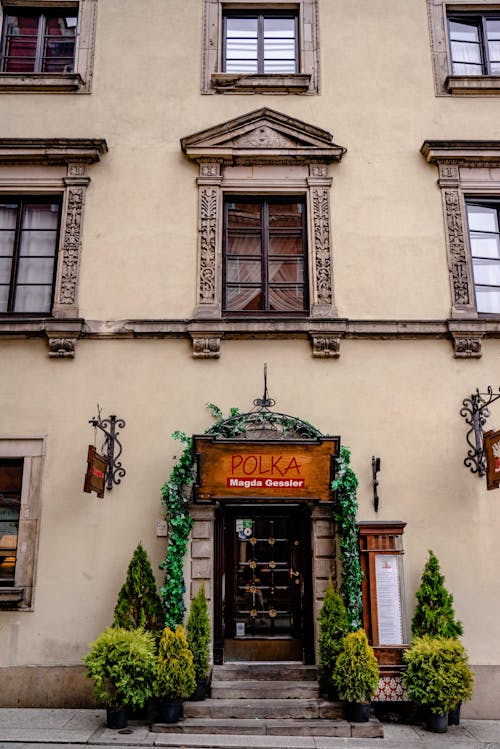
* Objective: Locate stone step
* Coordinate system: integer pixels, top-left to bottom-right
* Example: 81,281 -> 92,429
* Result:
183,698 -> 343,720
212,663 -> 318,682
211,680 -> 319,700
151,717 -> 352,737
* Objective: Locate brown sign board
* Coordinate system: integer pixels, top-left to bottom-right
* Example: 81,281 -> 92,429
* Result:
484,429 -> 500,491
192,435 -> 340,503
83,445 -> 108,498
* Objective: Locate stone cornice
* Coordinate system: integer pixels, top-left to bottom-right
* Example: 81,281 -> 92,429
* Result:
421,140 -> 500,163
0,139 -> 108,165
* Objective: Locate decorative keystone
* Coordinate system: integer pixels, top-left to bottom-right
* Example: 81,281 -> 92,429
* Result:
191,334 -> 222,359
452,334 -> 483,359
47,335 -> 77,359
310,334 -> 341,358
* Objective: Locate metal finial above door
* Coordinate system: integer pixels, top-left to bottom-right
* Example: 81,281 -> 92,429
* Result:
253,363 -> 276,410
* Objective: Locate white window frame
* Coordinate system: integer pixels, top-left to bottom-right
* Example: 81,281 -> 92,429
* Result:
0,437 -> 45,610
202,0 -> 320,94
0,0 -> 97,93
428,0 -> 500,95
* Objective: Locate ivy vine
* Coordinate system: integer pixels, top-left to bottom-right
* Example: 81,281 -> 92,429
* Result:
160,407 -> 363,632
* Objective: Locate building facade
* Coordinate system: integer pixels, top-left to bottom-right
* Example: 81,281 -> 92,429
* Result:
1,0 -> 500,717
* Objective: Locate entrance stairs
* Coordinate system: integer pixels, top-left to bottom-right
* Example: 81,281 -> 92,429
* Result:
151,663 -> 383,742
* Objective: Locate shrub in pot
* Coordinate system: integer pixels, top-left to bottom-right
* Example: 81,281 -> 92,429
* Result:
403,635 -> 474,733
186,584 -> 211,701
83,626 -> 156,729
318,577 -> 349,699
113,542 -> 165,641
154,625 -> 196,723
412,550 -> 463,639
332,629 -> 379,722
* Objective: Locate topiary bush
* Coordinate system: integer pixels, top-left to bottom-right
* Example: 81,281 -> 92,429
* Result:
403,635 -> 474,715
318,577 -> 349,693
113,543 -> 165,640
332,629 -> 379,704
412,550 -> 463,639
154,625 -> 196,701
83,626 -> 157,710
187,584 -> 210,682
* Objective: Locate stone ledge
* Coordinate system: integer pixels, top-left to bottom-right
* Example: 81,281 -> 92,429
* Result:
211,73 -> 311,94
446,75 -> 500,95
0,73 -> 84,94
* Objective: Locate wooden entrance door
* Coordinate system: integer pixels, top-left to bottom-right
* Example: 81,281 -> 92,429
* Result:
216,504 -> 313,663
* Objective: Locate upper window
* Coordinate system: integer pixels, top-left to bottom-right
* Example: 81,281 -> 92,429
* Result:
202,0 -> 319,95
449,15 -> 500,75
0,197 -> 61,314
0,1 -> 97,93
0,8 -> 77,73
223,11 -> 298,75
223,197 -> 307,314
465,200 -> 500,314
428,0 -> 500,94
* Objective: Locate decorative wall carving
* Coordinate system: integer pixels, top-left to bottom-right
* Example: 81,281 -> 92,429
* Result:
191,335 -> 221,359
57,187 -> 85,308
444,190 -> 471,308
310,334 -> 341,358
199,188 -> 218,306
47,337 -> 77,359
311,187 -> 333,307
452,334 -> 483,358
232,127 -> 297,149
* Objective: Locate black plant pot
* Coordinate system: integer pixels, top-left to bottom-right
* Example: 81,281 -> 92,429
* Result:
448,703 -> 461,725
426,711 -> 449,733
158,699 -> 183,724
106,707 -> 128,729
345,702 -> 371,722
188,678 -> 208,702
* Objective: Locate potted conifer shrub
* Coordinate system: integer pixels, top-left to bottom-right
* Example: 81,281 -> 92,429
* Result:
318,577 -> 349,699
154,625 -> 196,723
113,542 -> 165,641
186,584 -> 211,701
83,627 -> 156,729
412,550 -> 465,723
332,629 -> 379,722
403,635 -> 474,733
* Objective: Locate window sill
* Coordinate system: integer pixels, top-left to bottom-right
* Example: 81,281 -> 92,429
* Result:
210,72 -> 312,94
0,587 -> 25,607
0,72 -> 84,94
446,75 -> 500,95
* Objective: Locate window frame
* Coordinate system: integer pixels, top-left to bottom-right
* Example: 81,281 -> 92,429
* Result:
0,195 -> 62,316
222,9 -> 299,76
202,0 -> 320,95
222,194 -> 309,316
448,12 -> 500,76
0,0 -> 97,93
464,196 -> 500,315
0,437 -> 45,610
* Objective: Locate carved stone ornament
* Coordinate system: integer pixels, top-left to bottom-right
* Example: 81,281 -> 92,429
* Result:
58,187 -> 85,308
444,190 -> 471,308
47,336 -> 77,359
231,126 -> 298,149
191,335 -> 222,359
311,187 -> 333,307
310,334 -> 341,358
199,188 -> 218,305
452,334 -> 483,359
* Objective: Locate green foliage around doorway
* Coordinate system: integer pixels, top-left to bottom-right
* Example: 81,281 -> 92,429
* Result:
159,406 -> 363,634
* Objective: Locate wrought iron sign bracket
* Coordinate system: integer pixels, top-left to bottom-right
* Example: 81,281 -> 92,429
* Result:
372,456 -> 381,512
460,387 -> 500,476
89,408 -> 126,491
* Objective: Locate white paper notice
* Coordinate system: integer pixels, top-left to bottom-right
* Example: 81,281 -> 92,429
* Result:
375,554 -> 403,645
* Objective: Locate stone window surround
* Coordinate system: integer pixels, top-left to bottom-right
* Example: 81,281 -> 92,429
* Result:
0,138 -> 107,356
0,436 -> 45,610
421,139 -> 500,356
202,0 -> 320,94
0,0 -> 98,93
428,0 -> 500,95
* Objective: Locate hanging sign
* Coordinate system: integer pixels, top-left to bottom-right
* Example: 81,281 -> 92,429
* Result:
484,429 -> 500,490
83,445 -> 108,498
192,435 -> 340,502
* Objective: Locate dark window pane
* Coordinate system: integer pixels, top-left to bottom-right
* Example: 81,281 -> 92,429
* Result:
0,231 -> 15,257
0,284 -> 9,311
268,203 -> 303,227
227,234 -> 262,255
226,287 -> 262,311
0,257 -> 13,284
269,259 -> 303,283
268,236 -> 303,255
227,203 -> 262,228
2,13 -> 39,72
269,287 -> 305,312
0,204 -> 18,230
227,259 -> 261,284
0,459 -> 23,586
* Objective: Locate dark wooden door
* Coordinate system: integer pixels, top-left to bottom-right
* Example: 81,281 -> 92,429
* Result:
218,504 -> 313,662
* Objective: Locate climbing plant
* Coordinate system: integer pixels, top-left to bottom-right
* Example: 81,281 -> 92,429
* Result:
160,406 -> 363,632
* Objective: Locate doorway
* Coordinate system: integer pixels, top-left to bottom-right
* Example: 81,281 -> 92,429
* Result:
214,504 -> 313,663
